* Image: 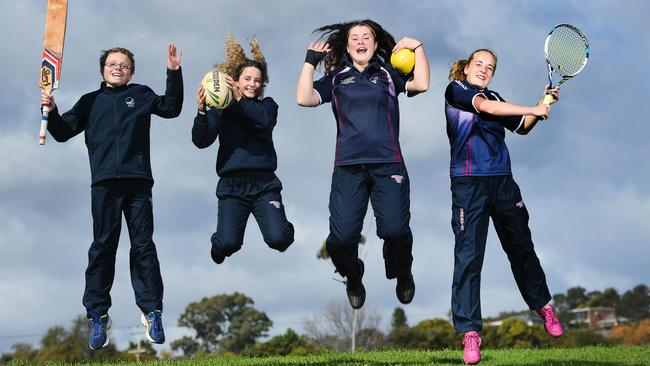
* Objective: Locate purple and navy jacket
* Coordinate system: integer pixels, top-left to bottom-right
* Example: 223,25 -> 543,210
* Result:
313,58 -> 410,166
444,79 -> 525,177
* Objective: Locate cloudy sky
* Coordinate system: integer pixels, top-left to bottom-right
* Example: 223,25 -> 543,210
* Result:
1,0 -> 648,354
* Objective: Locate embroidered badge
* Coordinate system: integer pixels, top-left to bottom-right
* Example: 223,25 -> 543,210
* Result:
391,175 -> 404,184
369,76 -> 379,84
341,76 -> 356,85
125,97 -> 135,108
269,201 -> 282,209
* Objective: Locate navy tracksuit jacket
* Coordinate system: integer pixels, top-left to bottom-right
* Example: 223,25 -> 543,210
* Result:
192,96 -> 294,258
47,68 -> 183,317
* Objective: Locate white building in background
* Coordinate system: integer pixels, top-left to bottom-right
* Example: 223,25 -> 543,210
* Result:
569,307 -> 620,329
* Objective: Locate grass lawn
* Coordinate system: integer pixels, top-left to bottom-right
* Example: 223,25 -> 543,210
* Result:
26,346 -> 647,366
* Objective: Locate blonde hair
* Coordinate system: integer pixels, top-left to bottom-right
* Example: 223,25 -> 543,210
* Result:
448,49 -> 497,81
215,33 -> 268,85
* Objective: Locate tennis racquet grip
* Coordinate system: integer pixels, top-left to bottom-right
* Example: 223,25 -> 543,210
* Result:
39,105 -> 50,145
543,93 -> 554,105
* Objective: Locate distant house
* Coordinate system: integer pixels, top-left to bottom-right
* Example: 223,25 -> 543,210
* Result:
485,310 -> 543,327
569,307 -> 619,328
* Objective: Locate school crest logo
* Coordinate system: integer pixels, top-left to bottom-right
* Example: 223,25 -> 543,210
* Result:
341,76 -> 356,85
269,201 -> 282,209
391,175 -> 404,184
125,97 -> 135,108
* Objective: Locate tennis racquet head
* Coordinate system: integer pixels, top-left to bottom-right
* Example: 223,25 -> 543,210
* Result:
543,23 -> 590,104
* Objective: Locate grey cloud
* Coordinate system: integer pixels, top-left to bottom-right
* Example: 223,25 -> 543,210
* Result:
1,0 -> 648,353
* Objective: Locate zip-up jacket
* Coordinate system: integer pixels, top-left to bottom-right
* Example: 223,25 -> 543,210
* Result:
192,96 -> 278,176
48,68 -> 183,185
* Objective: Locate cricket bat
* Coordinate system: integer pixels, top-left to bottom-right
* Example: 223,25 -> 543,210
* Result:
39,0 -> 68,145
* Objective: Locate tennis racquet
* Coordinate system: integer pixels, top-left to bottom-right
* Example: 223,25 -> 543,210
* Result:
543,23 -> 590,105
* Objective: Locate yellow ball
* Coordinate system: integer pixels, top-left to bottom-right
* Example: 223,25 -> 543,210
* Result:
390,48 -> 415,74
201,69 -> 232,109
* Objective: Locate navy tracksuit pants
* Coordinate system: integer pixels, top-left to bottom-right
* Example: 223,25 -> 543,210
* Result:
450,175 -> 552,333
84,179 -> 163,317
210,172 -> 294,257
326,163 -> 413,280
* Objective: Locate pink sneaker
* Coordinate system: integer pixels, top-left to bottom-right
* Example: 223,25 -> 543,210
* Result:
462,331 -> 481,365
536,304 -> 564,338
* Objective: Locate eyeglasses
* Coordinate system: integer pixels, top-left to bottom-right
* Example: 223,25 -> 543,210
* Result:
105,63 -> 132,70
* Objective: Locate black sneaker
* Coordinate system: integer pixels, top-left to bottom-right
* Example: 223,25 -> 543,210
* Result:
396,273 -> 415,304
346,259 -> 366,309
210,246 -> 225,264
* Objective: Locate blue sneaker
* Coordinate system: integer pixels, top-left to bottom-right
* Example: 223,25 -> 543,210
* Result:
141,310 -> 165,344
88,312 -> 111,350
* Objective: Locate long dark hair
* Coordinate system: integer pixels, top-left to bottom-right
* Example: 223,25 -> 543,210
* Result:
313,19 -> 396,72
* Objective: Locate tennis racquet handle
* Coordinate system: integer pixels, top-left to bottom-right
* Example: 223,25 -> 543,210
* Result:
39,105 -> 50,145
543,93 -> 554,105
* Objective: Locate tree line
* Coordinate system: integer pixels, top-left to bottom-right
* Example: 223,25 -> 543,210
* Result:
2,284 -> 649,363
552,284 -> 650,322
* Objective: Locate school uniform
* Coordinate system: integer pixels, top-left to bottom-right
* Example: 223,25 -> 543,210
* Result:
445,79 -> 552,333
47,68 -> 183,317
192,96 -> 294,258
313,58 -> 413,280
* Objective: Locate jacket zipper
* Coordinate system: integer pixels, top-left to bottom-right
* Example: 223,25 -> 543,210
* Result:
114,94 -> 120,178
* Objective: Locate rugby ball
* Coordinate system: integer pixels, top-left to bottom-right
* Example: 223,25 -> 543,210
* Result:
201,69 -> 232,109
390,49 -> 415,75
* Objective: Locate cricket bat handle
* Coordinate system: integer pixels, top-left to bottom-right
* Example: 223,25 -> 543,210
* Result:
39,105 -> 50,145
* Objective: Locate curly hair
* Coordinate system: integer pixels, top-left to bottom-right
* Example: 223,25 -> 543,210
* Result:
448,49 -> 498,81
99,47 -> 135,75
215,33 -> 269,87
313,19 -> 396,72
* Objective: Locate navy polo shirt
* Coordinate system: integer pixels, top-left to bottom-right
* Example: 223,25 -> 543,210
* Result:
444,80 -> 525,177
313,59 -> 409,166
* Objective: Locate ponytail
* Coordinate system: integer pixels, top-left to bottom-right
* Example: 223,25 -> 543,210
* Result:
448,59 -> 468,81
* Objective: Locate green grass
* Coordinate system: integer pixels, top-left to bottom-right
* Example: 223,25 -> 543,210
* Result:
143,347 -> 650,366
9,346 -> 650,366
